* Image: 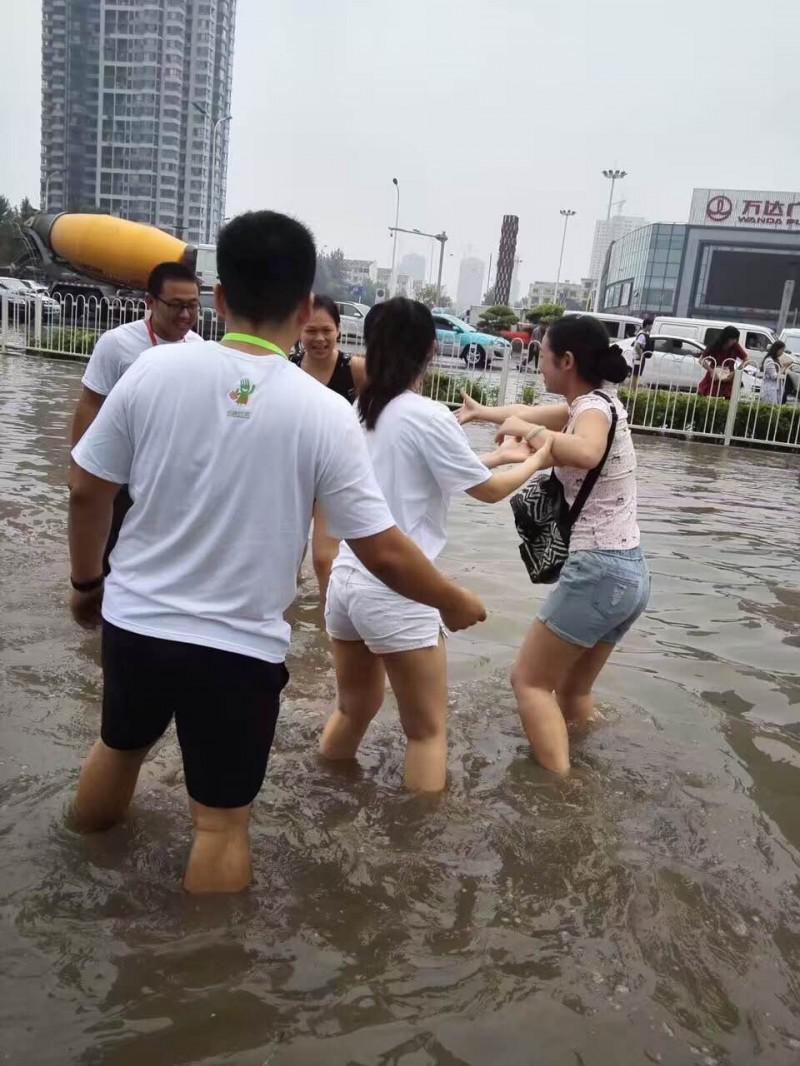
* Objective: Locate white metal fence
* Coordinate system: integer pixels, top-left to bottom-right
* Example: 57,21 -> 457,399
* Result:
2,294 -> 799,451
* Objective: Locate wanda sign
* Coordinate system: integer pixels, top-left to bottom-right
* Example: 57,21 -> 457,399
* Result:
690,188 -> 800,231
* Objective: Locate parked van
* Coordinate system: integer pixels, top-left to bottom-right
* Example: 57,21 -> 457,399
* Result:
563,311 -> 642,342
652,317 -> 775,362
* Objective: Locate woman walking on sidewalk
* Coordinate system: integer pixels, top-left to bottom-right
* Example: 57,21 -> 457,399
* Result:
458,315 -> 650,774
320,297 -> 553,792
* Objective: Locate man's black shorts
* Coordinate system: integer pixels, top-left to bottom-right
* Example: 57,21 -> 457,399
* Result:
101,621 -> 289,809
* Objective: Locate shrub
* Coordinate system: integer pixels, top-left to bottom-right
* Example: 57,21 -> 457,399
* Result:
42,326 -> 98,355
423,370 -> 499,407
618,387 -> 800,443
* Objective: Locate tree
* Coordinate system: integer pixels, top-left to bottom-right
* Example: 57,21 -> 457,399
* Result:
314,247 -> 348,300
526,302 -> 564,324
478,304 -> 518,332
416,284 -> 451,309
17,197 -> 37,222
0,195 -> 14,226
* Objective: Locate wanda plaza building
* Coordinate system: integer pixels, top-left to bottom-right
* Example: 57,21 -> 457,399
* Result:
598,189 -> 800,327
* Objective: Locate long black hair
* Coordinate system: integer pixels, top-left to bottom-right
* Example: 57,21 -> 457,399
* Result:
763,340 -> 785,368
706,325 -> 740,355
546,315 -> 629,385
358,298 -> 436,430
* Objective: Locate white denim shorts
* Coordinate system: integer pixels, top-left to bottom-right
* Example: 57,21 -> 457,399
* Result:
325,566 -> 442,655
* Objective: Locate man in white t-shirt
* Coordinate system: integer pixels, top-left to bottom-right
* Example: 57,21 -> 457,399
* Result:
70,261 -> 203,569
68,209 -> 486,895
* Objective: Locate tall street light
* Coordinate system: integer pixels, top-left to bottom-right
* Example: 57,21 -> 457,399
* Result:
389,225 -> 448,305
389,178 -> 400,297
209,113 -> 232,244
602,168 -> 627,221
594,168 -> 628,311
554,209 -> 576,305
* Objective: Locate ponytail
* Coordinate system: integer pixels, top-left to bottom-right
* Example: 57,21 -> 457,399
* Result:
547,315 -> 629,385
358,298 -> 436,430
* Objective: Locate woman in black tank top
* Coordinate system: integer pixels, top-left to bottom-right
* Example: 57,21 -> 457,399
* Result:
292,295 -> 366,605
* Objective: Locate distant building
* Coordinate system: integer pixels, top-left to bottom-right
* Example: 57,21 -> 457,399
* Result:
41,0 -> 237,246
598,188 -> 800,325
395,273 -> 415,297
494,215 -> 519,305
528,278 -> 593,310
399,252 -> 426,285
588,214 -> 648,283
456,257 -> 485,310
342,258 -> 378,291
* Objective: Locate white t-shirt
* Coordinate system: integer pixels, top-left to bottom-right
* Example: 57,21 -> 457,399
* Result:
82,318 -> 203,396
334,391 -> 490,579
555,389 -> 640,552
72,341 -> 394,662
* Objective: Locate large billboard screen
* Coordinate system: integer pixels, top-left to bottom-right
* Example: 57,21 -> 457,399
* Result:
706,250 -> 800,312
690,188 -> 800,232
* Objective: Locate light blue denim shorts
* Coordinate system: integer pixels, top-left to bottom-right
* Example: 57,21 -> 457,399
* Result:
537,547 -> 650,648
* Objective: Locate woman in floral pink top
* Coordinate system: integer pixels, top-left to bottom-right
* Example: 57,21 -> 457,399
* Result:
458,315 -> 650,774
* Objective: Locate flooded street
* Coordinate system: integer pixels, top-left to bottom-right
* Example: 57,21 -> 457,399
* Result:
2,350 -> 800,1065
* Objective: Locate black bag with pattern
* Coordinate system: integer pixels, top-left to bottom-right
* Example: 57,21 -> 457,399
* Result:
509,391 -> 618,584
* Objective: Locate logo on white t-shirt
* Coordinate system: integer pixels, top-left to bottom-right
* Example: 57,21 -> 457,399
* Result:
227,377 -> 256,419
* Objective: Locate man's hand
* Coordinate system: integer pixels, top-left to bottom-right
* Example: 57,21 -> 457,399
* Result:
70,585 -> 104,629
455,390 -> 484,425
440,587 -> 486,633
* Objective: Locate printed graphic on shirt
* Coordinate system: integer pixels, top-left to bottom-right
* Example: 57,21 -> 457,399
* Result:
228,377 -> 256,417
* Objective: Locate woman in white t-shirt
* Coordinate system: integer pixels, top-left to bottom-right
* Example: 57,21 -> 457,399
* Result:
321,298 -> 553,792
458,314 -> 650,775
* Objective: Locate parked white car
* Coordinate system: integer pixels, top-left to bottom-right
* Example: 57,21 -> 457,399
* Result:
0,277 -> 62,320
336,301 -> 371,347
623,334 -> 758,395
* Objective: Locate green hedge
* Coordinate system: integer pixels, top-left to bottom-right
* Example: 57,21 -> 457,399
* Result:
42,326 -> 98,355
424,371 -> 499,406
619,387 -> 799,443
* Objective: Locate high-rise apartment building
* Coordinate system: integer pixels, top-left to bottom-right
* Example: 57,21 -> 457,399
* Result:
456,256 -> 485,310
494,215 -> 519,305
588,214 -> 647,282
41,0 -> 236,247
399,252 -> 426,285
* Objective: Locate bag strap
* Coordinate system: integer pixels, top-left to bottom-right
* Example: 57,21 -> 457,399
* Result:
565,390 -> 618,528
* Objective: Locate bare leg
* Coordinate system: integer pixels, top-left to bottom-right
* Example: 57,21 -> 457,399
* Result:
184,801 -> 252,894
320,639 -> 386,760
383,639 -> 448,793
71,739 -> 151,832
511,621 -> 588,775
311,507 -> 340,609
556,641 -> 615,730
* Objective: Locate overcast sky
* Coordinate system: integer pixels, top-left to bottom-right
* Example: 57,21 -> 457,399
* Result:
2,0 -> 799,296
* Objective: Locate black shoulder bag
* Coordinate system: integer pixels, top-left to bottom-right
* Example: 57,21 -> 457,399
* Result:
509,391 -> 618,584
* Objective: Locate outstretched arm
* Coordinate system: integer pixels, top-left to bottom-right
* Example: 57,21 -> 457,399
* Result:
457,390 -> 569,430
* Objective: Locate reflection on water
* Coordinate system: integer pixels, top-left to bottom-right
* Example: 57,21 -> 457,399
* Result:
1,352 -> 799,1066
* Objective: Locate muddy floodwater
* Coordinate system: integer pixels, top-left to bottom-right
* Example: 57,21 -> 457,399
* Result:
1,351 -> 800,1066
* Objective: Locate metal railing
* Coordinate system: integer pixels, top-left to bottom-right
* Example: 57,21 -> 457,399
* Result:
3,295 -> 799,451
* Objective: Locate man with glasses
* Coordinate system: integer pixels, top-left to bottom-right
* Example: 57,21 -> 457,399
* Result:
70,262 -> 203,568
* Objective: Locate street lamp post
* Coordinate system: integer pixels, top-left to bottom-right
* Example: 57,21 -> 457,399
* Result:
389,178 -> 400,297
208,114 -> 232,244
554,209 -> 576,305
602,168 -> 627,221
594,168 -> 628,311
389,225 -> 448,305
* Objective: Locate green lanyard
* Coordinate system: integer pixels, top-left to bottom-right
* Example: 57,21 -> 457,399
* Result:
221,332 -> 287,359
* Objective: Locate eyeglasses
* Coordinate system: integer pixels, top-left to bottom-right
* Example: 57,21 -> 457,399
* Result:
155,298 -> 201,313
